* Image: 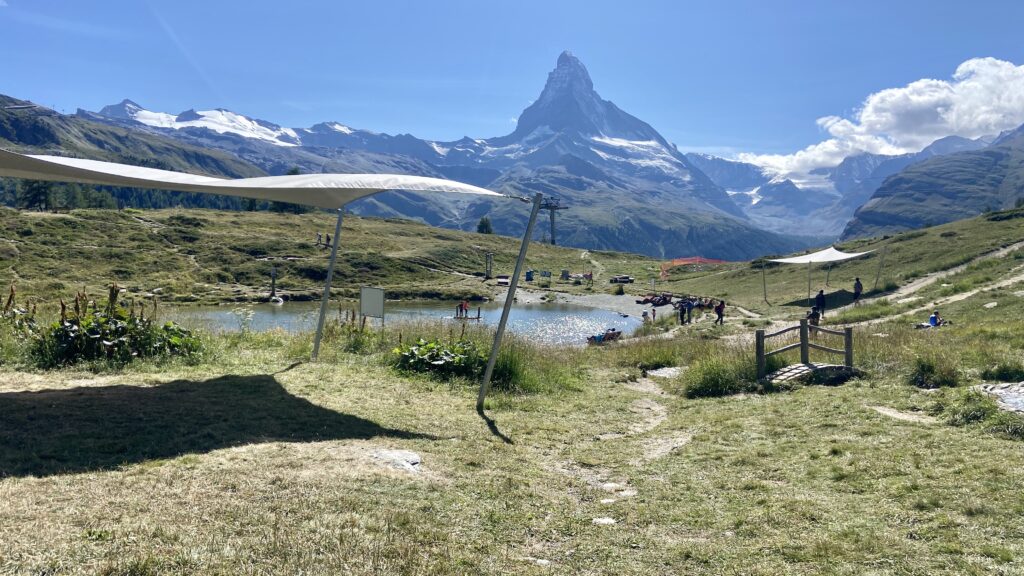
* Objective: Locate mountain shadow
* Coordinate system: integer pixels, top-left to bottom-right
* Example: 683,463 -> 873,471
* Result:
0,374 -> 431,478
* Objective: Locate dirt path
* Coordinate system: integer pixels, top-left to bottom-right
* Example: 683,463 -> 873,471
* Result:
836,239 -> 1024,313
580,250 -> 606,279
858,267 -> 1024,327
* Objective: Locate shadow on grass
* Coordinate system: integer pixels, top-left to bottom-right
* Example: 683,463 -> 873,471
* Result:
0,374 -> 432,478
476,408 -> 514,445
781,288 -> 860,310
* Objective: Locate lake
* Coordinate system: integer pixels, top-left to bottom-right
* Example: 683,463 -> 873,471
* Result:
168,301 -> 641,346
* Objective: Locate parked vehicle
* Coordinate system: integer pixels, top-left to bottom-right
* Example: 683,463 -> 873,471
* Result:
609,275 -> 635,284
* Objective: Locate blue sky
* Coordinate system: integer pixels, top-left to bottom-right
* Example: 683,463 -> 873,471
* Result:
2,0 -> 1023,160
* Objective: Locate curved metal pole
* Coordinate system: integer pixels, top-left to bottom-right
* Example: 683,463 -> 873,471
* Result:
477,193 -> 543,413
312,209 -> 344,361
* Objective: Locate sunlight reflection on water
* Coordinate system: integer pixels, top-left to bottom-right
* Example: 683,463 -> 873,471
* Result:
168,301 -> 642,346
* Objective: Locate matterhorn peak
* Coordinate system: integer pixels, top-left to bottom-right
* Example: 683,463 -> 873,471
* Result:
540,50 -> 594,100
508,51 -> 665,144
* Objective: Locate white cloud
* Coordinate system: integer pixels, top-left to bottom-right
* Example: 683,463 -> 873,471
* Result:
0,1 -> 8,7
740,57 -> 1024,185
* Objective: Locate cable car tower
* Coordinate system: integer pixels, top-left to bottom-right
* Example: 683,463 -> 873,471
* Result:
540,196 -> 568,245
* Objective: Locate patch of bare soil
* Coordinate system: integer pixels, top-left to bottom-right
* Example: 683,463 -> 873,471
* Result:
636,432 -> 692,463
628,398 -> 667,434
868,405 -> 937,424
624,378 -> 668,396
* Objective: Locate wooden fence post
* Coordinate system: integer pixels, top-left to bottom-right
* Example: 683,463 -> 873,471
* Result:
799,319 -> 810,365
756,329 -> 766,379
844,327 -> 854,367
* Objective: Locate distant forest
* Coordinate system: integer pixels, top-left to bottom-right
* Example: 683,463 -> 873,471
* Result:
0,178 -> 312,214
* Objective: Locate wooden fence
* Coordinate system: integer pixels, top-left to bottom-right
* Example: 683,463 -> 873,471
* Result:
755,319 -> 854,380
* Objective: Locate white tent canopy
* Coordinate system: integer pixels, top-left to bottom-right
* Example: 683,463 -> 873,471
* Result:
762,246 -> 876,306
0,149 -> 500,209
0,149 -> 535,413
769,246 -> 873,265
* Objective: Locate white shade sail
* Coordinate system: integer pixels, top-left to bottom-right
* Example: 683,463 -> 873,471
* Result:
769,246 -> 872,265
0,149 -> 501,208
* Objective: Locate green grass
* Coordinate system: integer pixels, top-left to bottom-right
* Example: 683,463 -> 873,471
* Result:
4,207 -> 1024,573
0,207 -> 658,306
658,209 -> 1024,315
4,321 -> 1024,573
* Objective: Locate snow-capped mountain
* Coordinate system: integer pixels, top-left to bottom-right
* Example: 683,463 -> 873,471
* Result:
682,133 -> 993,237
81,52 -> 820,259
97,99 -> 302,147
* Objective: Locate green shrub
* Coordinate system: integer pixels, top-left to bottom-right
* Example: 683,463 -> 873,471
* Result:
980,361 -> 1024,382
683,356 -> 750,398
931,389 -> 998,426
392,337 -> 486,380
30,287 -> 201,368
986,411 -> 1024,440
908,354 -> 961,389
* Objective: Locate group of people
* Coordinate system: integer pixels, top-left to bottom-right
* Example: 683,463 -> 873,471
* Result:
314,232 -> 333,248
639,296 -> 727,326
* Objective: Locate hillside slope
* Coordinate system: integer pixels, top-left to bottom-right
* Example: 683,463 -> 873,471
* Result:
0,207 -> 657,304
842,127 -> 1024,239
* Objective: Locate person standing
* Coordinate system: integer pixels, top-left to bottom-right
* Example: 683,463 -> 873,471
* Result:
686,299 -> 694,324
853,277 -> 863,306
651,307 -> 657,322
807,306 -> 821,329
714,300 -> 725,325
815,290 -> 826,317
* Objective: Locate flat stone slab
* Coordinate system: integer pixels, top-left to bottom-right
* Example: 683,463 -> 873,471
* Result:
869,405 -> 937,423
371,449 -> 422,473
647,366 -> 682,379
978,383 -> 1024,412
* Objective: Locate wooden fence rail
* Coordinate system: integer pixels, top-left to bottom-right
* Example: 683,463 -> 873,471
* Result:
755,319 -> 854,380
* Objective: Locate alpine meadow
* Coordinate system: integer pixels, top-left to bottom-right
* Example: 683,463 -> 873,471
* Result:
3,2 -> 1024,574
